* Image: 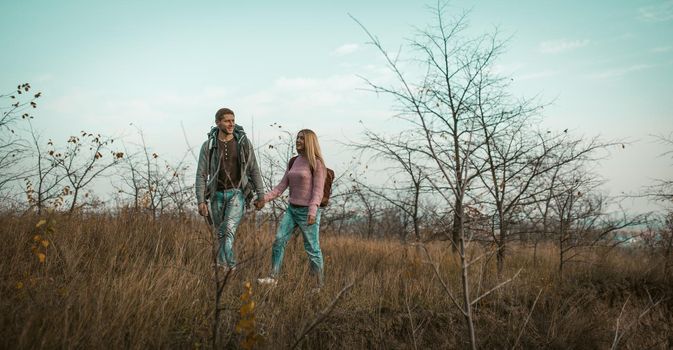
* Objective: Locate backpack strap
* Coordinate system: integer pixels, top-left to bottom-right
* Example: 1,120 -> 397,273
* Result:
206,127 -> 218,176
287,156 -> 299,171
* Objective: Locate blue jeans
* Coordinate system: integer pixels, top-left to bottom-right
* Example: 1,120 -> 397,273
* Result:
210,189 -> 245,267
271,205 -> 323,284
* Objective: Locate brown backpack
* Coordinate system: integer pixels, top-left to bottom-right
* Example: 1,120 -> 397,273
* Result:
288,156 -> 334,207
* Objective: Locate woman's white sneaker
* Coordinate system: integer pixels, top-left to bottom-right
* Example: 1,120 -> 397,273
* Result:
257,277 -> 277,286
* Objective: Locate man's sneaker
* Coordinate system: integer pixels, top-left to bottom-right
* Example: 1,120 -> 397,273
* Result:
257,277 -> 277,286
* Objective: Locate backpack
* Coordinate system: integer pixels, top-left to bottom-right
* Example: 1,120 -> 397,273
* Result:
288,156 -> 334,207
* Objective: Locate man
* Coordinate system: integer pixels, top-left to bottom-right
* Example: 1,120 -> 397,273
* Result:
195,107 -> 264,270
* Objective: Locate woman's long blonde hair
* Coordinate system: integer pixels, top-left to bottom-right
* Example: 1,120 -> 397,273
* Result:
299,129 -> 325,172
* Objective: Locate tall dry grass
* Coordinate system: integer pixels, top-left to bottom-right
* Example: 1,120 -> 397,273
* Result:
1,210 -> 671,349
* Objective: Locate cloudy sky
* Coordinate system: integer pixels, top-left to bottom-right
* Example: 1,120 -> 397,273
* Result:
2,0 -> 672,212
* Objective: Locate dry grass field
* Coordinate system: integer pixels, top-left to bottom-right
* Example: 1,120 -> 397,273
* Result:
2,210 -> 671,349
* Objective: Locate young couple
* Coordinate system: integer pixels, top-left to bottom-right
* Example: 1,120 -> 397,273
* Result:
195,107 -> 327,289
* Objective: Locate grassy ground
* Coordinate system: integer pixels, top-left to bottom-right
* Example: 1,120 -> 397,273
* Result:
2,210 -> 671,349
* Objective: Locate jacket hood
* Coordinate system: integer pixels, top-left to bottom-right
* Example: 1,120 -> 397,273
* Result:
233,124 -> 246,138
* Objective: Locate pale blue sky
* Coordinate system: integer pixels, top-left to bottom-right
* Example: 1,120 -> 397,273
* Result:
2,0 -> 672,212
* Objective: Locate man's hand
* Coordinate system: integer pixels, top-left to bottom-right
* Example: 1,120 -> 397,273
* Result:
198,202 -> 209,217
307,215 -> 316,225
254,199 -> 265,211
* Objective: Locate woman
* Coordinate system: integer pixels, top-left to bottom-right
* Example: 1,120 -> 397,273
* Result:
256,129 -> 327,289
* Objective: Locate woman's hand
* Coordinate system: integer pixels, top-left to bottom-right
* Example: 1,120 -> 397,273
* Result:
307,215 -> 316,225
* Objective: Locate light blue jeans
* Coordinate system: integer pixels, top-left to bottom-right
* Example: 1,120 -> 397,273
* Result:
210,189 -> 245,267
271,204 -> 323,284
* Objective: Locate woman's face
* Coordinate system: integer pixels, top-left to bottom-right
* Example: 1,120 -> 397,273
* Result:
296,132 -> 305,153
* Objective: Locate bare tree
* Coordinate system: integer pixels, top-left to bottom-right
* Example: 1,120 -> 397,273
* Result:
49,131 -> 122,212
307,147 -> 362,236
645,132 -> 673,202
353,4 -> 522,347
350,129 -> 429,241
0,83 -> 41,202
470,76 -> 545,274
642,211 -> 673,276
113,127 -> 194,217
547,168 -> 646,276
527,163 -> 561,266
351,183 -> 382,238
160,161 -> 194,215
641,132 -> 673,274
24,122 -> 67,213
475,125 -> 620,274
114,147 -> 144,211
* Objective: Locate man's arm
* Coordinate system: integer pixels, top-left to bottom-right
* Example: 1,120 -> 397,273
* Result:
195,141 -> 209,207
246,141 -> 265,201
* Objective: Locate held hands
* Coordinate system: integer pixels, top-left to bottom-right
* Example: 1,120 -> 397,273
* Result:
198,202 -> 209,217
252,197 -> 313,223
254,199 -> 266,211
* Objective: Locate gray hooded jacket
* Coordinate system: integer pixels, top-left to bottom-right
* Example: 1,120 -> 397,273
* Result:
195,125 -> 264,207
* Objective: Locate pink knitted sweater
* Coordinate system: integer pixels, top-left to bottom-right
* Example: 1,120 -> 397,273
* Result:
264,155 -> 326,216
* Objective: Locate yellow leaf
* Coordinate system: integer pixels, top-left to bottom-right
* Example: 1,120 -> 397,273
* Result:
37,253 -> 46,263
235,318 -> 254,333
240,301 -> 255,315
240,293 -> 250,302
41,240 -> 49,248
33,235 -> 41,242
16,282 -> 24,289
241,337 -> 257,350
36,219 -> 47,228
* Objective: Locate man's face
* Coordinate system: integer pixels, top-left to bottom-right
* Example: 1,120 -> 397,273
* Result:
216,114 -> 235,135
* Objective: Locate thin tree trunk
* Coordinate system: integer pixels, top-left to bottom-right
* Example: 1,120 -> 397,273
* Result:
452,198 -> 462,251
69,188 -> 79,213
496,215 -> 507,276
459,223 -> 477,350
664,228 -> 673,276
533,237 -> 540,267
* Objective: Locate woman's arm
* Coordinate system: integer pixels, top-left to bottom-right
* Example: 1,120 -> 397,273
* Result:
308,159 -> 326,217
263,169 -> 289,202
